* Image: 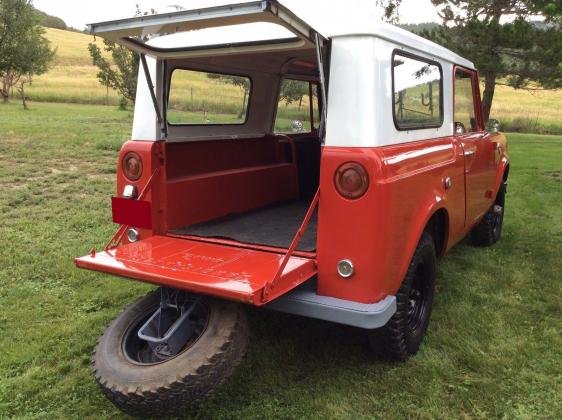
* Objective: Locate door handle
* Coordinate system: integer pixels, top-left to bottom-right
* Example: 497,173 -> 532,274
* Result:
464,150 -> 476,157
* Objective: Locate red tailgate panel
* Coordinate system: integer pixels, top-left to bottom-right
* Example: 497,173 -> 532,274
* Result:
75,236 -> 316,305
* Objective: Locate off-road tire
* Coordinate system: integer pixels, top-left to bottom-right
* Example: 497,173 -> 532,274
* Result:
92,291 -> 248,417
368,232 -> 436,361
470,182 -> 506,247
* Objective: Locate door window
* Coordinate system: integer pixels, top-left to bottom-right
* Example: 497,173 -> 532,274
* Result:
274,79 -> 319,133
454,70 -> 478,134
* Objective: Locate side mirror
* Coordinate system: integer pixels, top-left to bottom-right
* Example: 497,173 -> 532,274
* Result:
454,122 -> 466,135
486,118 -> 501,133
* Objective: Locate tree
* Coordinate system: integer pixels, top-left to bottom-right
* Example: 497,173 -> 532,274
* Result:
33,8 -> 67,30
88,40 -> 139,105
280,80 -> 309,109
0,0 -> 55,108
207,74 -> 250,118
377,0 -> 403,23
422,0 -> 562,121
87,5 -> 159,106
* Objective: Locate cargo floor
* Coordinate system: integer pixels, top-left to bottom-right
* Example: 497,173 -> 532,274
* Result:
169,201 -> 317,252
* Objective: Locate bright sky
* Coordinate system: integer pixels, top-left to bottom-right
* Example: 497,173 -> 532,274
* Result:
32,0 -> 440,31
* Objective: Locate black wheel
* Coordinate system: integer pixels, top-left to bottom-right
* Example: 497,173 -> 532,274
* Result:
368,232 -> 436,361
92,290 -> 248,417
470,182 -> 506,247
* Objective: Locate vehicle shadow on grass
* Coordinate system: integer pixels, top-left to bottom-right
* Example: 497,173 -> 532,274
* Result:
182,305 -> 399,418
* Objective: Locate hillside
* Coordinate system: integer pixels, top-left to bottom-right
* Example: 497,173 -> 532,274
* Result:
23,27 -> 562,133
27,28 -> 120,105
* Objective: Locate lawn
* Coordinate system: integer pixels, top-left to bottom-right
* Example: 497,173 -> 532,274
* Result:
0,101 -> 561,418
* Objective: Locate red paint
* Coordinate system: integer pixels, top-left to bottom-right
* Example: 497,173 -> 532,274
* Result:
164,137 -> 299,229
75,236 -> 316,305
111,197 -> 152,229
317,138 -> 467,303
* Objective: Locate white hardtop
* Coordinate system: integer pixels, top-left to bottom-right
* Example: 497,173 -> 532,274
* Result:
88,0 -> 474,69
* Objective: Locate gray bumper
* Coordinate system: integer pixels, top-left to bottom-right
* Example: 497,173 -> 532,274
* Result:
266,289 -> 396,329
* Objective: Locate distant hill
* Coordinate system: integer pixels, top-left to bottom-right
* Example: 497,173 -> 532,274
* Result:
34,8 -> 67,30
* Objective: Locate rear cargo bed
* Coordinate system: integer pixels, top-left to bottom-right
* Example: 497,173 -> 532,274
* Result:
169,200 -> 317,252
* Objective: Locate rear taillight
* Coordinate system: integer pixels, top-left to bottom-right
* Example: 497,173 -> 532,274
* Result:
334,162 -> 369,199
122,152 -> 143,181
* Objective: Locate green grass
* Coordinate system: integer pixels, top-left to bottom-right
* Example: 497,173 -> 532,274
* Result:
1,102 -> 561,418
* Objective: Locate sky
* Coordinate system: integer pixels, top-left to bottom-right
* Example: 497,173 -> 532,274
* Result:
32,0 -> 440,31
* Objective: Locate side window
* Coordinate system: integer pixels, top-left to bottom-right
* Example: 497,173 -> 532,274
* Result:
274,79 -> 319,133
167,69 -> 250,125
454,70 -> 478,134
393,52 -> 443,130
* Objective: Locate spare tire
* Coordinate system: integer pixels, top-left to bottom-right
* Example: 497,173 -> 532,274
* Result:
92,290 -> 248,417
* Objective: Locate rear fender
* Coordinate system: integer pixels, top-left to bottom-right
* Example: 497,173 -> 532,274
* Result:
491,133 -> 509,186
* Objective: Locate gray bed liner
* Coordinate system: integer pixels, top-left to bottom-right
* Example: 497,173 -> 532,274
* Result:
170,200 -> 317,252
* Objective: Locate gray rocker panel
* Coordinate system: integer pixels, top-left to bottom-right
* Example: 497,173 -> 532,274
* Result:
266,289 -> 396,329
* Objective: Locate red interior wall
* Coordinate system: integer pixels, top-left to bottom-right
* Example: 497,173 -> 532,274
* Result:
164,137 -> 299,230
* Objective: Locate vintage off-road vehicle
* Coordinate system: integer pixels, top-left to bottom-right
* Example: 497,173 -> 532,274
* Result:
76,1 -> 509,416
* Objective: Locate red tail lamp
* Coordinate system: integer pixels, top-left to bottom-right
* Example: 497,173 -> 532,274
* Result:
335,162 -> 369,199
122,152 -> 143,181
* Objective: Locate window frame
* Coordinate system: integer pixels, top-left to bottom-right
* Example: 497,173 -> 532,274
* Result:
273,77 -> 320,135
166,67 -> 253,127
453,66 -> 484,134
391,50 -> 444,131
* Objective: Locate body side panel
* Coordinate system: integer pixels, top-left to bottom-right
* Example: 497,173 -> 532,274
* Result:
316,139 -> 466,303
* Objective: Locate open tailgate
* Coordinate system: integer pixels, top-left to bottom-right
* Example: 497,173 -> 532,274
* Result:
75,236 -> 316,305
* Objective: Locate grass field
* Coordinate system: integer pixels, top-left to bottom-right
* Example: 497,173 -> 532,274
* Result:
0,101 -> 561,418
13,27 -> 562,134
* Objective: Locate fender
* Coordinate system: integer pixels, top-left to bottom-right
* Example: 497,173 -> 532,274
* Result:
490,132 -> 510,199
388,198 -> 448,296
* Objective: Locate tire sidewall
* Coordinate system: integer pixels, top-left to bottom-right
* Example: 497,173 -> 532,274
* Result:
399,233 -> 436,353
93,292 -> 243,390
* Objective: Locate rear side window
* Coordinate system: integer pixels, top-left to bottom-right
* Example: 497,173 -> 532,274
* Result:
274,79 -> 320,133
392,52 -> 443,130
454,70 -> 478,133
167,69 -> 251,125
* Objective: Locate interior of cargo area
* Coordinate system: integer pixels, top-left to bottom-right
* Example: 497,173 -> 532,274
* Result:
165,134 -> 320,252
160,48 -> 323,252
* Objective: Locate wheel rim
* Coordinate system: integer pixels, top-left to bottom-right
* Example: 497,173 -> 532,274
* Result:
407,264 -> 429,333
122,298 -> 210,365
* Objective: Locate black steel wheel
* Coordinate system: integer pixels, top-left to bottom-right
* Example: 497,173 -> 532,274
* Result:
368,232 -> 436,361
92,290 -> 248,417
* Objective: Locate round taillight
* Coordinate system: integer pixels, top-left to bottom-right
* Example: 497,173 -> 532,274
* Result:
122,152 -> 143,181
334,162 -> 369,199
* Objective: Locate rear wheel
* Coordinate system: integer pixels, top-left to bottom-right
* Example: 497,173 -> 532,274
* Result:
92,290 -> 248,417
368,232 -> 436,361
470,182 -> 506,247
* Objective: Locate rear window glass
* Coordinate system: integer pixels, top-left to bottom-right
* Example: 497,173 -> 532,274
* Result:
274,79 -> 319,133
392,52 -> 443,130
167,69 -> 250,125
